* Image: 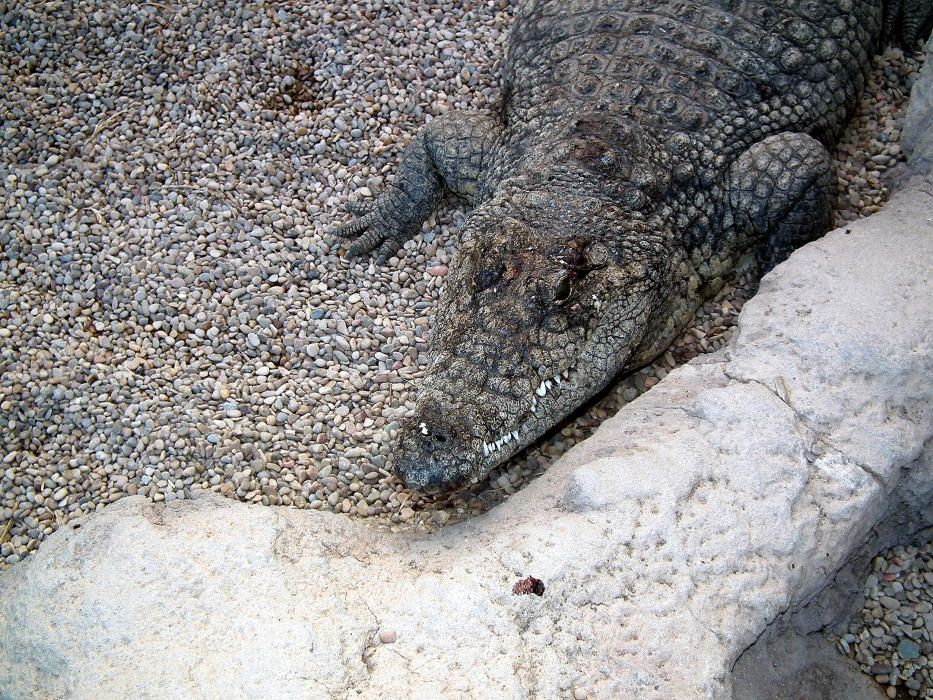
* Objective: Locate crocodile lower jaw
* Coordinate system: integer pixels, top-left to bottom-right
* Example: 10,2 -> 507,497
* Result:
480,361 -> 580,460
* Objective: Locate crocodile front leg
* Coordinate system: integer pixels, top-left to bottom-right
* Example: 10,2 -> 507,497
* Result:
728,132 -> 835,274
884,0 -> 933,45
333,111 -> 502,263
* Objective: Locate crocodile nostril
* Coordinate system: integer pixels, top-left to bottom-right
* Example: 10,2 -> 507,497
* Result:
394,422 -> 470,493
415,423 -> 454,449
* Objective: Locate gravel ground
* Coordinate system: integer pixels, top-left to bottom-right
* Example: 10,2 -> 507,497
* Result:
833,538 -> 933,699
0,0 -> 925,570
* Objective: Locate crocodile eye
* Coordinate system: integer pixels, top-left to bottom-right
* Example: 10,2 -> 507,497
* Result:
583,241 -> 609,270
553,275 -> 572,304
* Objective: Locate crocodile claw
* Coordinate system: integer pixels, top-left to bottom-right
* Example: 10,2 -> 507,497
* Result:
343,199 -> 375,216
332,207 -> 376,240
345,222 -> 399,262
333,215 -> 395,264
332,195 -> 407,263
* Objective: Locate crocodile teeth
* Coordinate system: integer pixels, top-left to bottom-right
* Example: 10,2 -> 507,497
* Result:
533,363 -> 578,399
485,361 -> 585,461
483,427 -> 525,459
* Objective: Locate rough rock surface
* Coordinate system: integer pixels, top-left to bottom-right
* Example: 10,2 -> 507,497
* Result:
1,177 -> 931,698
732,630 -> 886,700
904,37 -> 933,175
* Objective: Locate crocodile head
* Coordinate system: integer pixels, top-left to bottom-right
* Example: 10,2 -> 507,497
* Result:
392,191 -> 670,493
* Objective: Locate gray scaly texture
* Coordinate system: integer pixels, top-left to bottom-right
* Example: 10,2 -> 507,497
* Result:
334,0 -> 933,492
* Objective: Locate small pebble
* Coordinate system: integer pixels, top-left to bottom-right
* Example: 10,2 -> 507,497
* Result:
898,638 -> 921,660
834,539 -> 933,696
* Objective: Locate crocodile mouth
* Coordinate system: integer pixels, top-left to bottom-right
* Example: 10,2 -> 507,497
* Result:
480,361 -> 579,460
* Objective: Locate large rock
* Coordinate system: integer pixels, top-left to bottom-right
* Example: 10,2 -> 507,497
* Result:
903,37 -> 933,177
3,42 -> 932,700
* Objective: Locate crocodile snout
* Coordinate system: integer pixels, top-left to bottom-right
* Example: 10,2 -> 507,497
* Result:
392,417 -> 475,493
393,457 -> 459,494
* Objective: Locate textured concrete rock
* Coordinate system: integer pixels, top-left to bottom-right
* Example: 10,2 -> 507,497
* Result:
1,184 -> 930,698
903,37 -> 933,176
732,629 -> 887,700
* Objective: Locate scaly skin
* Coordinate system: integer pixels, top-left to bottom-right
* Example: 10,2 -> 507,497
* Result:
333,0 -> 933,493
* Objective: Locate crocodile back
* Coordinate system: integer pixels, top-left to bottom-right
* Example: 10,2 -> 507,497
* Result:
503,0 -> 883,158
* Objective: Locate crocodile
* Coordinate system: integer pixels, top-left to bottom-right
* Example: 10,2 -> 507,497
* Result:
334,0 -> 932,493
